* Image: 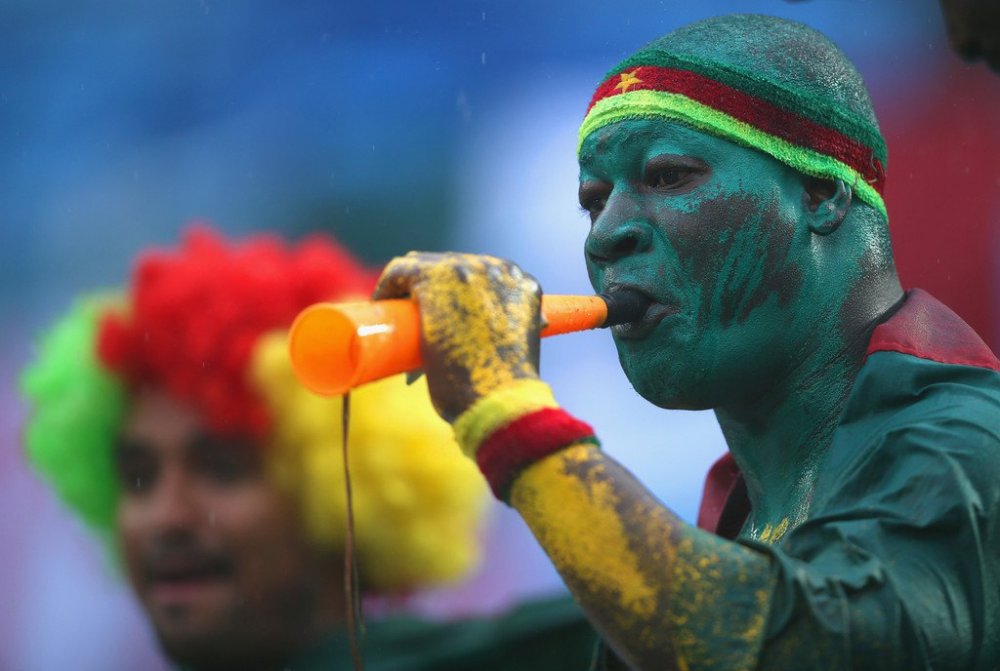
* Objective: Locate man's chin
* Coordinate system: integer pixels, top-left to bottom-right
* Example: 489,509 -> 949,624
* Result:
144,596 -> 244,667
154,624 -> 261,671
157,632 -> 220,669
627,370 -> 714,411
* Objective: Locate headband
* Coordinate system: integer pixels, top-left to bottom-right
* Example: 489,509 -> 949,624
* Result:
579,51 -> 887,219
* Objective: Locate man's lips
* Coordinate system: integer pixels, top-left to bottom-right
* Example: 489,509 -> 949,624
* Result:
603,284 -> 676,339
142,555 -> 234,605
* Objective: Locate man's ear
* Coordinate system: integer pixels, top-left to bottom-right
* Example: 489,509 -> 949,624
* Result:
803,177 -> 852,235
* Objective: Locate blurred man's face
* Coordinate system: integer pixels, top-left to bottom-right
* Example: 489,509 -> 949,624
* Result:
580,118 -> 810,410
115,388 -> 338,671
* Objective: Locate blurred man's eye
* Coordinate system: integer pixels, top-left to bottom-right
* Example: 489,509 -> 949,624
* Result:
114,441 -> 158,494
200,452 -> 253,484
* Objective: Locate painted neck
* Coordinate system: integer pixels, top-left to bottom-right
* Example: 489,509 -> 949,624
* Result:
715,265 -> 903,533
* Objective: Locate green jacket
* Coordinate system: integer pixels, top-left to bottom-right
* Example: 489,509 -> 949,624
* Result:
691,290 -> 1000,670
288,594 -> 598,671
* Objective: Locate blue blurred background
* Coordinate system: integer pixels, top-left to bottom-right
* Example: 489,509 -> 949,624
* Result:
3,1 -> 998,669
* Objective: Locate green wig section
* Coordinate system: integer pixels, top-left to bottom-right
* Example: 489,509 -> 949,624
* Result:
579,89 -> 887,219
21,296 -> 126,544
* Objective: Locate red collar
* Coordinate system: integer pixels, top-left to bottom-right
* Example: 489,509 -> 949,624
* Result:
696,452 -> 747,539
866,288 -> 1000,372
696,290 -> 1000,536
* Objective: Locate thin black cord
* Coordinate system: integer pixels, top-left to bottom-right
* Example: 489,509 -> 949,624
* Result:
342,392 -> 365,671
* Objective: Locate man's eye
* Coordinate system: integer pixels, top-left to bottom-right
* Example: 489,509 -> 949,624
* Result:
578,182 -> 611,222
648,169 -> 689,189
191,436 -> 261,485
200,453 -> 253,484
116,454 -> 157,494
122,473 -> 153,492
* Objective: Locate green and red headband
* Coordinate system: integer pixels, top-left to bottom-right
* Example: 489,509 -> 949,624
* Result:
578,52 -> 888,219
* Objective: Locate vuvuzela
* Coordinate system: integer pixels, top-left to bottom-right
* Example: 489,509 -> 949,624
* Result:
288,290 -> 648,396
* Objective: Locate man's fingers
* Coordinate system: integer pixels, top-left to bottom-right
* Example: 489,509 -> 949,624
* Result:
981,37 -> 1000,72
938,0 -> 1000,70
372,252 -> 436,300
954,37 -> 982,60
987,49 -> 1000,73
513,263 -> 543,301
373,251 -> 476,300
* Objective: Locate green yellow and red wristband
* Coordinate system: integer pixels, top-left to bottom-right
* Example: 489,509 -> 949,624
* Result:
453,379 -> 599,501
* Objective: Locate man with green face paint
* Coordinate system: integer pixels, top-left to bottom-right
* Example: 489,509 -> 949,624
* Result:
374,14 -> 1000,671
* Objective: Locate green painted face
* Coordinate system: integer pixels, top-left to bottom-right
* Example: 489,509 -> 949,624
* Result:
579,118 -> 817,410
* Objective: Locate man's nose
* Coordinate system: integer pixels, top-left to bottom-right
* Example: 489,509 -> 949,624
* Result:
146,469 -> 201,532
585,196 -> 653,266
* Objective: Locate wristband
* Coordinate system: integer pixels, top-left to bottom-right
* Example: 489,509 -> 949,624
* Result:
476,407 -> 599,501
453,379 -> 560,458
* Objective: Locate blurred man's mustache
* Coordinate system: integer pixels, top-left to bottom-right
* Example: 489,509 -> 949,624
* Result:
141,535 -> 234,580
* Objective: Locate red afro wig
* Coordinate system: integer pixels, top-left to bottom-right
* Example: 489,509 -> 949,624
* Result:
97,225 -> 378,437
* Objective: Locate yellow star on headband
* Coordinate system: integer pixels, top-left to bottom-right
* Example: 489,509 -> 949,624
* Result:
614,69 -> 643,93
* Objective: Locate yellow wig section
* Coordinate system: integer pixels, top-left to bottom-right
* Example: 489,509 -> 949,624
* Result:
251,331 -> 489,592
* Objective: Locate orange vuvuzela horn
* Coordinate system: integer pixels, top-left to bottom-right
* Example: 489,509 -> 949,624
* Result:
289,290 -> 649,396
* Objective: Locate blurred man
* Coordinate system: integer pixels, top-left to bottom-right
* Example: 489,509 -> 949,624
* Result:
22,227 -> 596,670
373,14 -> 1000,670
